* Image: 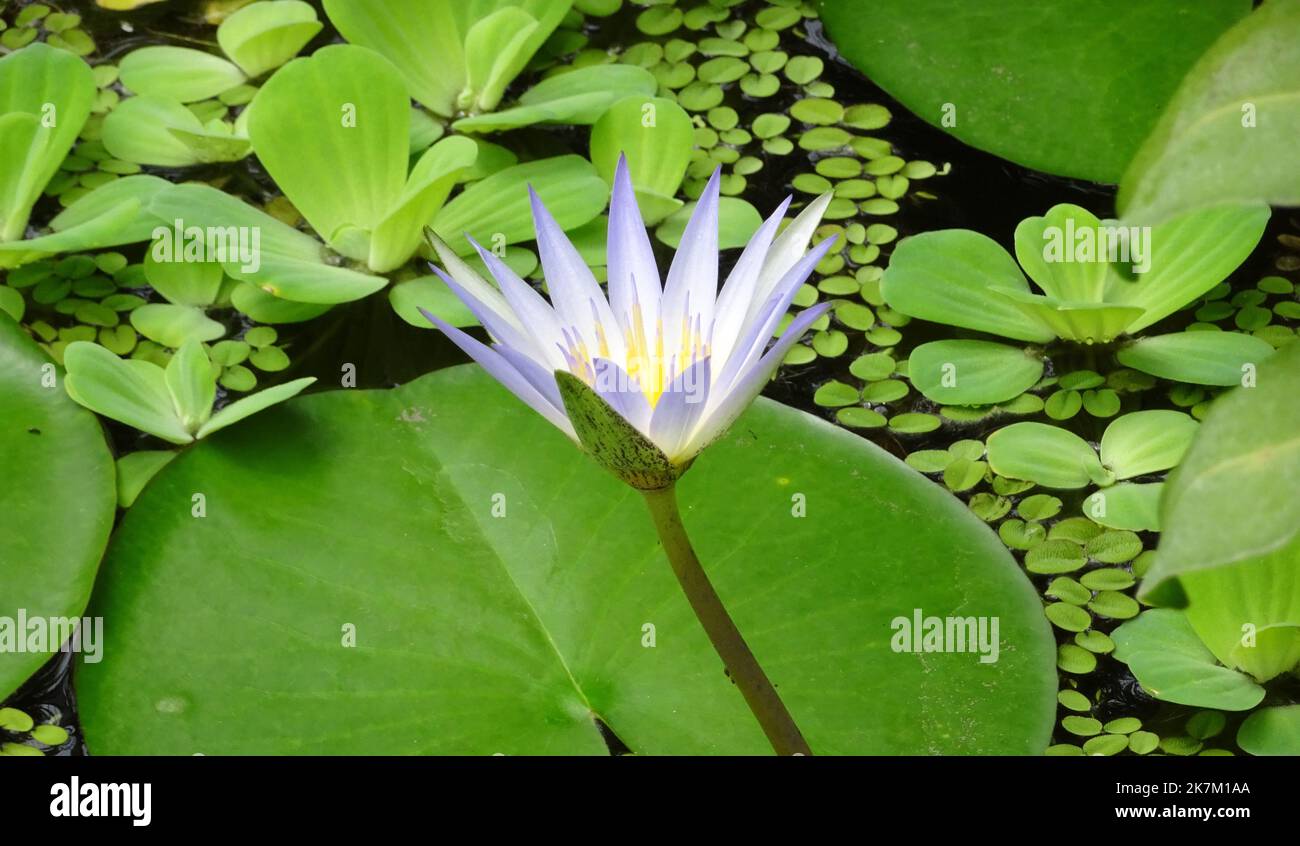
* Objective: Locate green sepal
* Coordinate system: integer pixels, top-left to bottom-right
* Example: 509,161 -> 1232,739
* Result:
554,370 -> 682,491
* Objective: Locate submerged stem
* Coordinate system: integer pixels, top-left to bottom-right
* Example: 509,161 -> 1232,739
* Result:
641,484 -> 812,756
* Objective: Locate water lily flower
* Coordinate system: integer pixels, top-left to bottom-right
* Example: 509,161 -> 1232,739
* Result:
422,157 -> 835,491
422,157 -> 834,756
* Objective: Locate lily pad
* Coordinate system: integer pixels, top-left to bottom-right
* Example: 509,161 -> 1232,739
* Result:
0,317 -> 115,698
77,365 -> 1056,754
821,0 -> 1250,182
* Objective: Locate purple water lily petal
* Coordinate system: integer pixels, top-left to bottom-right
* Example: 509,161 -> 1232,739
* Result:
691,302 -> 832,453
714,234 -> 838,397
649,356 -> 712,460
421,309 -> 576,439
660,167 -> 720,358
606,156 -> 661,342
467,235 -> 568,371
529,186 -> 625,362
710,194 -> 792,369
432,268 -> 541,362
592,357 -> 653,435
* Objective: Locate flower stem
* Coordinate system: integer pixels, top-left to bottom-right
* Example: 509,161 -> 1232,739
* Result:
641,484 -> 812,756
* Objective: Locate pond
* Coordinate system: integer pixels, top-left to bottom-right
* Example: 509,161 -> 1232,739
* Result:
1,0 -> 1298,760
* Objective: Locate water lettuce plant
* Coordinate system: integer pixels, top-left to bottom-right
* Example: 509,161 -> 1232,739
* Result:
882,203 -> 1274,405
1112,345 -> 1300,755
0,43 -> 94,247
1119,0 -> 1300,223
246,44 -> 478,274
62,338 -> 315,444
986,410 -> 1198,531
322,0 -> 572,118
589,94 -> 696,225
0,45 -> 175,268
117,1 -> 321,93
147,42 -> 606,319
105,0 -> 322,167
425,159 -> 836,752
451,63 -> 658,134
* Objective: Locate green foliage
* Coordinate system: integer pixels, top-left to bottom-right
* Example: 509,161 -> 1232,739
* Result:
1237,705 -> 1300,756
1111,348 -> 1299,731
1141,343 -> 1300,602
103,3 -> 318,168
654,196 -> 761,250
820,0 -> 1250,182
430,154 -> 607,254
882,204 -> 1270,404
77,365 -> 1056,754
590,95 -> 695,224
0,316 -> 115,699
101,94 -> 250,167
0,705 -> 71,756
907,340 -> 1044,405
323,0 -> 573,117
119,46 -> 246,103
216,0 -> 323,79
62,339 -> 315,444
454,64 -> 657,133
1119,0 -> 1300,223
0,43 -> 95,245
1117,330 -> 1276,386
1113,609 -> 1265,710
987,411 -> 1197,532
0,175 -> 171,268
146,182 -> 387,306
247,45 -> 478,273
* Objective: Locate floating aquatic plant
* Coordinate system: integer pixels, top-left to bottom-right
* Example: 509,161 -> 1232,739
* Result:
0,44 -> 95,249
104,0 -> 322,167
1113,344 -> 1300,753
322,0 -> 572,118
986,409 -> 1198,531
882,203 -> 1275,406
62,338 -> 315,445
424,158 -> 834,753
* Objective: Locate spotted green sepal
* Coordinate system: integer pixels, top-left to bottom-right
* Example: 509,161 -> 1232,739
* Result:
555,370 -> 683,491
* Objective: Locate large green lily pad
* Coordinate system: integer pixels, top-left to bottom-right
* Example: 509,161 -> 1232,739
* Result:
78,365 -> 1055,754
0,316 -> 116,698
820,0 -> 1250,183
